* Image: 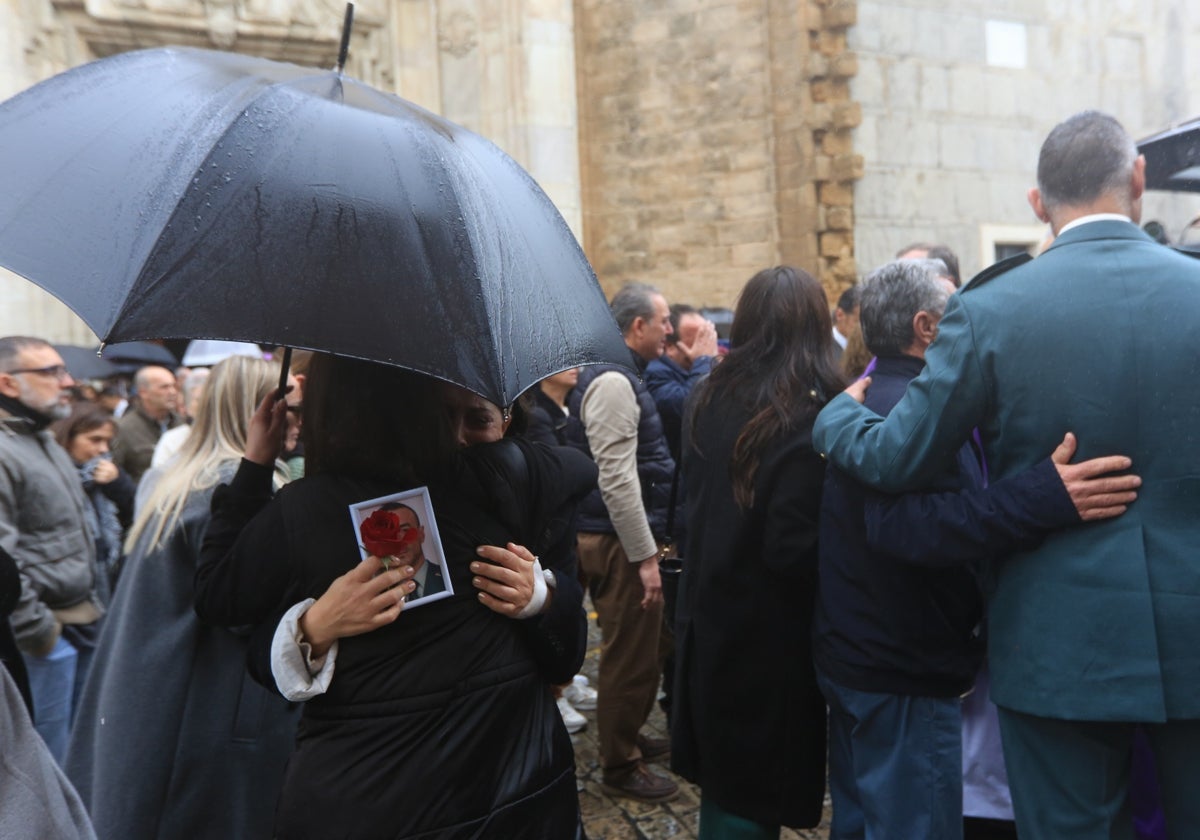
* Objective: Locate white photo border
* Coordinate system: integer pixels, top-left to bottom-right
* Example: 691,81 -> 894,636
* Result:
348,486 -> 453,609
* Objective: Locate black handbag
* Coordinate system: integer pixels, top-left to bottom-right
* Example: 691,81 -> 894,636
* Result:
658,461 -> 683,624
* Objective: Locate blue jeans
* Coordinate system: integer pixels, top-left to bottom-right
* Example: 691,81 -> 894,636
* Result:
818,670 -> 964,840
21,635 -> 78,764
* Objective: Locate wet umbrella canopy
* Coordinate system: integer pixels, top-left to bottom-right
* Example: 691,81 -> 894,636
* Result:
0,47 -> 629,406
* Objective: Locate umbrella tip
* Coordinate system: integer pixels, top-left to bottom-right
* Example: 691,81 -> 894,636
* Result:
335,2 -> 355,74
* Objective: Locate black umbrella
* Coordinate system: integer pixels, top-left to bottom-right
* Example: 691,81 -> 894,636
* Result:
0,47 -> 628,406
1138,117 -> 1200,192
54,345 -> 120,382
98,341 -> 180,374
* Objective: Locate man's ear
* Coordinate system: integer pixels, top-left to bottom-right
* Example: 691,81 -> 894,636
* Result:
1028,187 -> 1050,223
913,310 -> 938,345
1131,154 -> 1146,202
0,373 -> 20,400
629,316 -> 647,341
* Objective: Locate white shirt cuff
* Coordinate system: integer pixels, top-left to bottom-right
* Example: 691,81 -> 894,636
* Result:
514,558 -> 548,619
270,598 -> 339,701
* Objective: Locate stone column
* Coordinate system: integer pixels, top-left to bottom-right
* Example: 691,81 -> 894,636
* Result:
432,0 -> 581,239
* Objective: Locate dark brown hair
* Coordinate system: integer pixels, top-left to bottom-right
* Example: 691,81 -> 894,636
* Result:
692,265 -> 845,508
302,354 -> 456,484
52,404 -> 116,454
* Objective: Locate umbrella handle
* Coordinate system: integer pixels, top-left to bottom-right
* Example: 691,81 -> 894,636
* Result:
336,3 -> 355,73
277,347 -> 292,400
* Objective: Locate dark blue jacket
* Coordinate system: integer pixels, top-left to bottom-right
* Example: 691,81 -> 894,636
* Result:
813,354 -> 1079,697
644,353 -> 714,461
567,352 -> 675,540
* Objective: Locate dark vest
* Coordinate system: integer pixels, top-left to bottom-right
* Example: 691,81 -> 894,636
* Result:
567,353 -> 675,539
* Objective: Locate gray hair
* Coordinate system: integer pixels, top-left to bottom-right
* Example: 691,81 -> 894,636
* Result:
610,282 -> 662,335
0,336 -> 51,371
859,260 -> 952,358
1037,111 -> 1138,213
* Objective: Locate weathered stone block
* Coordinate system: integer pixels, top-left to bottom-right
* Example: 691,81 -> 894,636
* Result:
823,1 -> 857,29
820,231 -> 854,257
832,102 -> 862,129
829,51 -> 858,78
631,17 -> 669,43
831,153 -> 863,180
730,241 -> 777,267
687,246 -> 731,269
821,130 -> 854,155
826,205 -> 854,230
820,181 -> 855,206
813,30 -> 846,56
716,216 -> 777,246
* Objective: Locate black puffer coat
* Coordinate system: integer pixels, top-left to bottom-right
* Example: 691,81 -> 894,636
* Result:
196,438 -> 596,839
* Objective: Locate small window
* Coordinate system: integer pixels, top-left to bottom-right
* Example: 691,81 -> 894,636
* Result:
994,242 -> 1033,262
979,224 -> 1047,269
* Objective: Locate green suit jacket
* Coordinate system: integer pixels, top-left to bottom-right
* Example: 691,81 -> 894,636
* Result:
813,219 -> 1200,722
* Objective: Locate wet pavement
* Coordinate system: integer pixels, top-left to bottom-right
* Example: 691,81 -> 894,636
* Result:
571,610 -> 831,839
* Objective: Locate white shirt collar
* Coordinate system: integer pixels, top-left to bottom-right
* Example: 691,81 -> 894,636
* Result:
832,326 -> 848,349
1057,213 -> 1132,237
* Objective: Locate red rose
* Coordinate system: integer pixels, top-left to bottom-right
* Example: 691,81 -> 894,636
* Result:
359,509 -> 422,558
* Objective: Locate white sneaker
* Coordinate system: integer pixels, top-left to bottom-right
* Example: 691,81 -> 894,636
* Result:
563,674 -> 598,711
556,696 -> 587,733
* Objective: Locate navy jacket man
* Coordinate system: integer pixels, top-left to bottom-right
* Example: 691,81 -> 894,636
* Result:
814,259 -> 1127,839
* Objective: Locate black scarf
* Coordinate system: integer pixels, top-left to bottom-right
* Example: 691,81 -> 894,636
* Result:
0,392 -> 55,432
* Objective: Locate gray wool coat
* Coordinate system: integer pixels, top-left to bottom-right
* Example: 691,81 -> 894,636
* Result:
65,463 -> 299,839
0,666 -> 96,840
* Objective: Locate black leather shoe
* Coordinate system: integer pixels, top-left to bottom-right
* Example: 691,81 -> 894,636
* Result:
637,733 -> 671,763
601,762 -> 679,803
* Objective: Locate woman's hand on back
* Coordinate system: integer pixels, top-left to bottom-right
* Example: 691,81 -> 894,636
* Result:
471,542 -> 541,618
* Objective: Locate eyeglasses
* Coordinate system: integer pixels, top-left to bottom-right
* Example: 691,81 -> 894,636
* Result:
4,364 -> 71,382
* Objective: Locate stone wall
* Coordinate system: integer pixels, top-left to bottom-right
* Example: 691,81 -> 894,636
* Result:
574,0 -> 861,308
851,0 -> 1200,280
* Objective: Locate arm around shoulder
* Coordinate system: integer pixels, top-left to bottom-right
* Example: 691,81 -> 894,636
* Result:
814,298 -> 989,493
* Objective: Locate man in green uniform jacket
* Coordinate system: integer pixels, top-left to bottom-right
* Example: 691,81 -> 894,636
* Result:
813,111 -> 1200,838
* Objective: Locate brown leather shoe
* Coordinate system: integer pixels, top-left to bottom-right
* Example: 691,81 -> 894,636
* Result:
637,733 -> 671,763
601,762 -> 679,803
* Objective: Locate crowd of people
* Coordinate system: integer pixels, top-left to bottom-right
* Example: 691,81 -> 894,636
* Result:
0,108 -> 1196,840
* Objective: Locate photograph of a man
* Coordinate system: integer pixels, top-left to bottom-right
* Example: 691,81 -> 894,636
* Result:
377,502 -> 445,602
350,487 -> 451,609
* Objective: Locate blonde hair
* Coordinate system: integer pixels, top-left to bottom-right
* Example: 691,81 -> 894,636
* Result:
125,355 -> 285,553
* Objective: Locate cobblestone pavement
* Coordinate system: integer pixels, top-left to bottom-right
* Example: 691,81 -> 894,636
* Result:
571,610 -> 831,839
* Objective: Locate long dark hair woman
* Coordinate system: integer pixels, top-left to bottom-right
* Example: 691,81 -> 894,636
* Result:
671,265 -> 844,837
193,353 -> 596,839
